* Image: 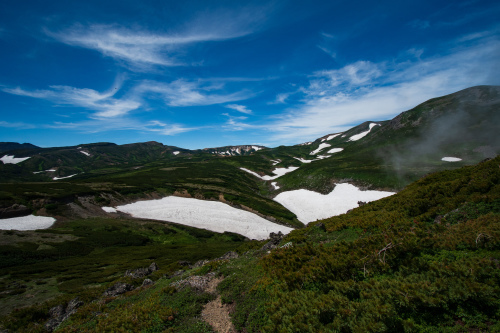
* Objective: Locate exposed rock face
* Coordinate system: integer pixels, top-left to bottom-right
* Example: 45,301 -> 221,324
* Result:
124,262 -> 158,279
45,297 -> 83,332
193,259 -> 210,268
141,278 -> 154,288
103,282 -> 135,297
219,251 -> 239,260
174,272 -> 217,291
0,204 -> 31,219
261,231 -> 284,251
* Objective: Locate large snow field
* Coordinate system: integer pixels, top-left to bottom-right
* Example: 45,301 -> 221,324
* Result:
274,183 -> 395,224
348,123 -> 380,141
0,155 -> 30,164
240,166 -> 299,180
109,197 -> 293,240
442,157 -> 462,162
0,215 -> 56,230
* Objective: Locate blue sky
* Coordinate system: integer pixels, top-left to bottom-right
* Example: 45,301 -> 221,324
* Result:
1,0 -> 499,149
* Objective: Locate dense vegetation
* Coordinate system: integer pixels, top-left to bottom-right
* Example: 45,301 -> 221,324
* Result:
0,85 -> 499,331
1,155 -> 498,332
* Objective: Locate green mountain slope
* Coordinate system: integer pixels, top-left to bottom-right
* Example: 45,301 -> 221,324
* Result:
2,152 -> 498,332
250,85 -> 500,192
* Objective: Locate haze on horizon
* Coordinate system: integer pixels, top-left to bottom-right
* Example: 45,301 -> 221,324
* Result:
1,0 -> 499,150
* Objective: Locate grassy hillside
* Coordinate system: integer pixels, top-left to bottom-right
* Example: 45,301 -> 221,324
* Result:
2,156 -> 498,332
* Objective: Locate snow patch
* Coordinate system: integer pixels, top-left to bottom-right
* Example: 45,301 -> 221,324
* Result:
348,123 -> 380,141
316,155 -> 331,160
442,157 -> 462,162
80,151 -> 90,156
240,166 -> 299,180
252,146 -> 263,151
274,183 -> 395,224
0,215 -> 56,230
310,143 -> 331,155
114,196 -> 293,240
173,151 -> 180,155
271,159 -> 280,165
271,182 -> 280,190
327,148 -> 344,154
294,157 -> 315,163
1,155 -> 30,164
102,207 -> 118,213
53,174 -> 77,180
326,133 -> 342,141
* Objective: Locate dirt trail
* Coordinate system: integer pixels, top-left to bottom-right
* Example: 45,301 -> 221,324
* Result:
201,276 -> 236,333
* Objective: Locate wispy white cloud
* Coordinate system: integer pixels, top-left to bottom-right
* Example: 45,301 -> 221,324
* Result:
317,45 -> 337,58
305,61 -> 382,94
225,104 -> 253,114
1,79 -> 140,118
136,79 -> 253,107
0,121 -> 36,129
48,117 -> 195,136
266,36 -> 500,144
46,7 -> 269,69
221,113 -> 256,131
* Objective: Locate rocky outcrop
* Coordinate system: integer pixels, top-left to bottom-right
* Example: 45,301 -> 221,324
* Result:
261,231 -> 284,251
141,279 -> 154,288
173,272 -> 217,291
103,282 -> 135,297
45,298 -> 83,332
124,262 -> 158,279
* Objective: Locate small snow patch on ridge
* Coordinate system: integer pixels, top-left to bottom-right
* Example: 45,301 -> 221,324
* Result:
294,157 -> 315,163
53,174 -> 78,180
442,157 -> 462,162
173,151 -> 180,155
80,151 -> 90,157
271,182 -> 280,190
326,133 -> 342,141
240,166 -> 299,180
252,146 -> 263,151
1,155 -> 30,164
348,123 -> 380,142
310,143 -> 331,155
327,148 -> 343,154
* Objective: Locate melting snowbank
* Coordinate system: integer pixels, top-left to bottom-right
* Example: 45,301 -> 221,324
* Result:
1,155 -> 30,164
310,143 -> 331,155
348,123 -> 380,141
240,166 -> 299,180
108,197 -> 293,240
274,183 -> 395,224
53,174 -> 78,180
327,148 -> 343,154
0,215 -> 56,230
442,157 -> 462,162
